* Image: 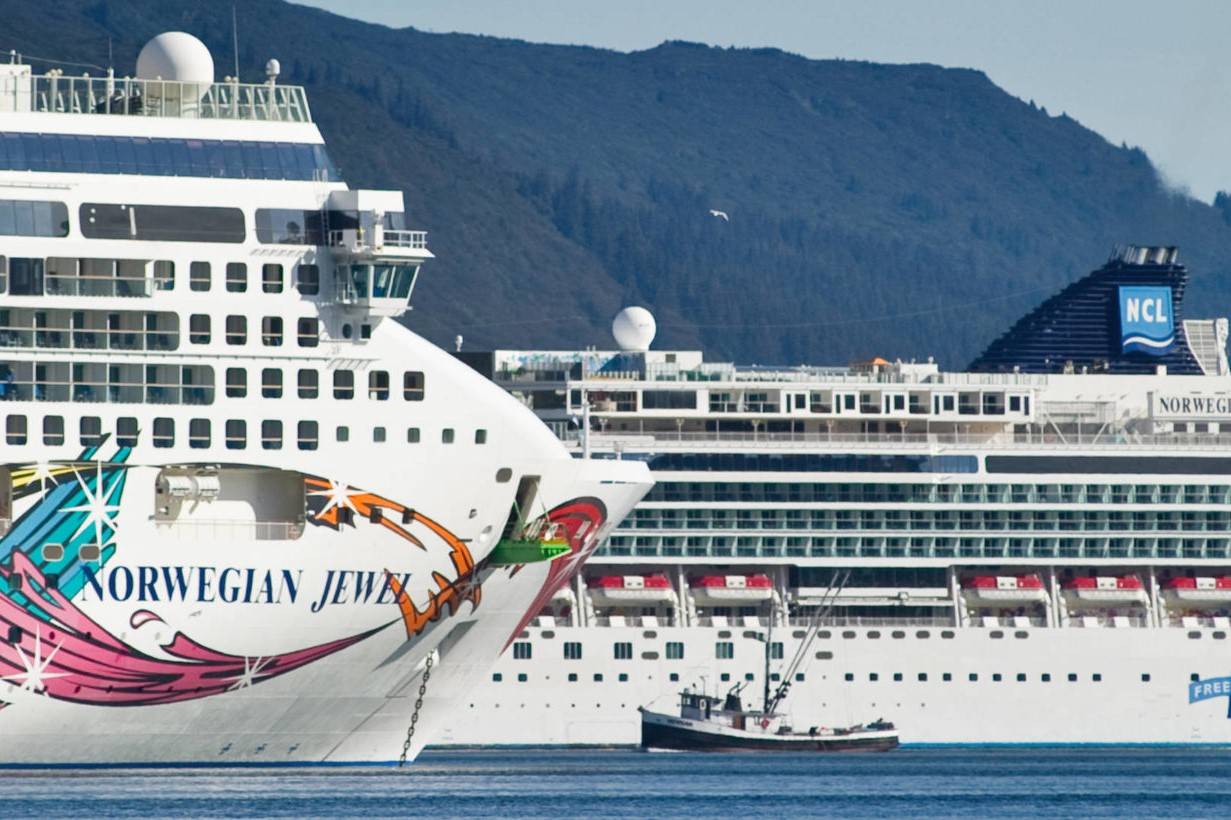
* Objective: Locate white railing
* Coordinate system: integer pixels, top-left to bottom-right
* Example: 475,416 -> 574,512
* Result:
15,72 -> 312,122
383,229 -> 428,249
566,430 -> 1231,452
155,519 -> 305,541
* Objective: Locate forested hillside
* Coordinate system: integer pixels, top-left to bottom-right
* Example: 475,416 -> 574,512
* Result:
6,0 -> 1230,366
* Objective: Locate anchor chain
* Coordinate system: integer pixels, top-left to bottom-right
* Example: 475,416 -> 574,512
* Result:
397,652 -> 434,768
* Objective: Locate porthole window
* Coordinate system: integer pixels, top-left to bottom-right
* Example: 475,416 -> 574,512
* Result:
867,631 -> 881,639
225,419 -> 246,450
891,630 -> 905,639
916,630 -> 931,639
1016,673 -> 1027,682
1092,673 -> 1102,682
989,630 -> 1004,639
941,630 -> 955,639
892,672 -> 903,682
815,650 -> 833,660
1141,673 -> 1151,682
842,630 -> 856,639
868,673 -> 879,682
969,673 -> 978,682
496,467 -> 512,482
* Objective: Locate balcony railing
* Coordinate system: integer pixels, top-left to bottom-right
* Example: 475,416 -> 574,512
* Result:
13,72 -> 312,122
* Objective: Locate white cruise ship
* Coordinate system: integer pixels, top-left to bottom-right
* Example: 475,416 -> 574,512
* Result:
440,247 -> 1231,746
0,33 -> 652,765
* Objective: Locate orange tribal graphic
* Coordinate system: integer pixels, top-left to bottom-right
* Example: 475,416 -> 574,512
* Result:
304,476 -> 481,638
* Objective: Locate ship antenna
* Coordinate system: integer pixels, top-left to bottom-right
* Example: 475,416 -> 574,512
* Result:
231,3 -> 241,80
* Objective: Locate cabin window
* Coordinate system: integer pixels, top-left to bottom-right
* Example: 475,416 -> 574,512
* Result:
0,200 -> 69,237
512,642 -> 532,660
715,641 -> 734,660
42,415 -> 63,445
1068,673 -> 1079,682
261,420 -> 282,450
296,264 -> 320,295
80,203 -> 245,243
407,427 -> 420,443
296,317 -> 319,348
475,429 -> 487,445
188,418 -> 210,449
190,261 -> 211,292
336,425 -> 349,443
613,642 -> 633,660
665,641 -> 684,660
5,415 -> 26,445
80,416 -> 103,446
261,263 -> 284,293
225,262 -> 247,293
562,642 -> 583,660
261,316 -> 283,347
373,426 -> 386,443
298,369 -> 319,399
225,315 -> 247,345
1092,673 -> 1102,682
152,417 -> 174,448
225,419 -> 246,450
298,420 -> 318,450
225,367 -> 247,398
333,370 -> 354,400
403,371 -> 425,401
369,370 -> 389,400
262,368 -> 283,399
189,314 -> 210,344
116,417 -> 138,447
442,428 -> 455,444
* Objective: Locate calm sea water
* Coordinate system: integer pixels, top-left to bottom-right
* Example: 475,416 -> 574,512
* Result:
1,748 -> 1229,818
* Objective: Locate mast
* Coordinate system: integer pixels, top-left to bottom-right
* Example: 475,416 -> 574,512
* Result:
762,615 -> 772,714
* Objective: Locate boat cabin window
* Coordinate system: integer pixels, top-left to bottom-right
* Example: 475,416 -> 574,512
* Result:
613,642 -> 633,660
226,419 -> 246,450
333,370 -> 354,399
261,316 -> 283,346
261,368 -> 282,399
42,415 -> 64,445
225,315 -> 246,345
188,418 -> 211,448
262,264 -> 284,293
226,262 -> 247,293
297,318 -> 319,347
403,371 -> 425,401
298,369 -> 318,399
4,415 -> 25,445
80,203 -> 245,243
261,420 -> 282,450
153,417 -> 174,448
226,367 -> 247,398
0,200 -> 69,238
296,264 -> 320,295
190,261 -> 211,292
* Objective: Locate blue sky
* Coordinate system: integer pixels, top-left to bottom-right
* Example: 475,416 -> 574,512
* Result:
295,0 -> 1231,203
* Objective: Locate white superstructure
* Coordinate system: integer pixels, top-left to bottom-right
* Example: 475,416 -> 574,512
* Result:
440,255 -> 1231,746
0,35 -> 652,765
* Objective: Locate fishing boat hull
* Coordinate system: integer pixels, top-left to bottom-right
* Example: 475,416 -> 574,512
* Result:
638,708 -> 899,753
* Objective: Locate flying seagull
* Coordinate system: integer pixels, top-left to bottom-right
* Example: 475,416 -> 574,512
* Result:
709,209 -> 729,221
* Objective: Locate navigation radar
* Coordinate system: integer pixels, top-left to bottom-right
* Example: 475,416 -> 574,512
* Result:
612,306 -> 656,351
136,32 -> 215,85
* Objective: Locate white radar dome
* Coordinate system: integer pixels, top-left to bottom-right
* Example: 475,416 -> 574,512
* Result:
136,32 -> 215,85
612,306 -> 657,352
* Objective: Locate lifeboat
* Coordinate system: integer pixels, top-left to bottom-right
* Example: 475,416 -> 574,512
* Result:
1061,576 -> 1148,605
588,574 -> 675,605
690,574 -> 774,604
961,575 -> 1048,605
1161,577 -> 1231,605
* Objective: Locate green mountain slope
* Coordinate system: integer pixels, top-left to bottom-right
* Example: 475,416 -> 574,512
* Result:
6,0 -> 1229,366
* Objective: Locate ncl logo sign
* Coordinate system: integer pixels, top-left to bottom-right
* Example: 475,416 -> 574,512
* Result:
1118,286 -> 1174,356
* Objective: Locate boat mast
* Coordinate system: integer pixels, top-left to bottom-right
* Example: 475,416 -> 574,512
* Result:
762,614 -> 772,715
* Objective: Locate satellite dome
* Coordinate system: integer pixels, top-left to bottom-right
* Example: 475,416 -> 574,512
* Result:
136,32 -> 214,84
612,306 -> 656,352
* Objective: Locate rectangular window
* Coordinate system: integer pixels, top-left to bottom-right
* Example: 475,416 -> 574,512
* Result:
407,427 -> 420,443
189,314 -> 210,344
613,642 -> 633,660
665,641 -> 684,660
261,368 -> 283,399
333,370 -> 354,399
5,415 -> 26,445
261,264 -> 283,294
563,642 -> 583,660
188,418 -> 210,449
298,420 -> 319,451
225,262 -> 247,293
475,429 -> 487,444
512,642 -> 532,660
336,425 -> 349,442
225,419 -> 246,450
225,315 -> 246,345
116,416 -> 138,447
298,369 -> 318,399
255,209 -> 325,245
42,415 -> 64,445
373,426 -> 386,443
80,416 -> 103,447
442,428 -> 455,444
225,367 -> 247,398
368,370 -> 389,400
79,203 -> 245,243
296,317 -> 319,347
261,420 -> 283,450
261,316 -> 283,346
296,264 -> 320,295
152,417 -> 174,448
716,641 -> 735,660
189,261 -> 211,292
0,200 -> 69,237
403,371 -> 425,401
